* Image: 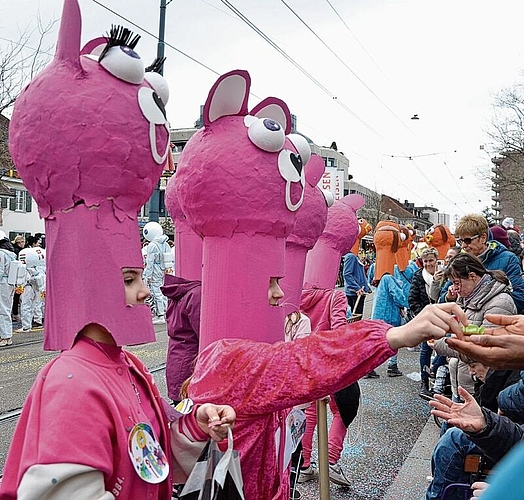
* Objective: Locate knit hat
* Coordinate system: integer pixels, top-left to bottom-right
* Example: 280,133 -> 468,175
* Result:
490,225 -> 510,249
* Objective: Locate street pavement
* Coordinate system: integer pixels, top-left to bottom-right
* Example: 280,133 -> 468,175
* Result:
1,295 -> 441,499
296,294 -> 440,500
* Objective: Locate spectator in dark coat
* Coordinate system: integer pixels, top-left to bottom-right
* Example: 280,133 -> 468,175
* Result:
408,247 -> 440,397
426,366 -> 522,500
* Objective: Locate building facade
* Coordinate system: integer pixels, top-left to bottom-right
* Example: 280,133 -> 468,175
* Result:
0,115 -> 43,239
491,155 -> 524,228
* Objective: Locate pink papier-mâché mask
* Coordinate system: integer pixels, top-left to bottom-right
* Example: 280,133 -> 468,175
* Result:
281,155 -> 332,315
303,194 -> 365,289
176,70 -> 311,349
165,175 -> 203,281
8,0 -> 171,350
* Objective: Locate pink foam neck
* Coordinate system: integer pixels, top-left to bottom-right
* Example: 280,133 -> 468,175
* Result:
303,241 -> 341,289
174,218 -> 203,281
44,204 -> 155,350
281,244 -> 309,315
199,233 -> 285,350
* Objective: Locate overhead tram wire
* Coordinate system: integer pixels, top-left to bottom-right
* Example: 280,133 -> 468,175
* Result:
279,0 -> 412,134
91,0 -> 381,139
220,0 -> 386,141
323,0 -> 393,86
91,0 -> 221,77
89,0 -> 415,192
441,154 -> 479,210
410,157 -> 467,215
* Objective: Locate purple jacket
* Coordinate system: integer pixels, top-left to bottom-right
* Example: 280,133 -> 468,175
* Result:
162,275 -> 201,401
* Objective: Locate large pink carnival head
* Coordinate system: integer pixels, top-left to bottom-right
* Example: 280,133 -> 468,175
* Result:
8,0 -> 171,350
165,175 -> 203,281
281,155 -> 332,315
176,70 -> 311,349
303,194 -> 365,289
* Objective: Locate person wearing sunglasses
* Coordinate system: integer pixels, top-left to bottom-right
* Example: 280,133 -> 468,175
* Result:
454,214 -> 524,313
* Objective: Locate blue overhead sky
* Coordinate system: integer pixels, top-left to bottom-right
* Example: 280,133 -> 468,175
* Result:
2,0 -> 524,223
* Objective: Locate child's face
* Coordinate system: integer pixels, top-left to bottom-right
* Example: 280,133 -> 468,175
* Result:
268,277 -> 284,306
122,268 -> 150,305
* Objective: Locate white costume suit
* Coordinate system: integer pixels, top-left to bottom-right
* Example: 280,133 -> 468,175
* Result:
143,234 -> 170,317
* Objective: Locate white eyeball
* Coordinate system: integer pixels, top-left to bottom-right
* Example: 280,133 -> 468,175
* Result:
322,189 -> 335,207
138,87 -> 167,125
288,133 -> 311,165
144,71 -> 169,105
247,116 -> 286,152
99,45 -> 145,84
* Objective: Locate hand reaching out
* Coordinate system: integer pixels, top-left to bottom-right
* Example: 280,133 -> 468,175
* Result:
386,302 -> 467,350
429,386 -> 486,433
446,314 -> 524,369
196,403 -> 236,442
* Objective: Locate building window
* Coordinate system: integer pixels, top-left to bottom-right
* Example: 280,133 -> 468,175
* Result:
8,190 -> 32,213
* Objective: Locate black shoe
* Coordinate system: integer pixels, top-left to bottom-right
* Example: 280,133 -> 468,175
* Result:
419,387 -> 435,401
364,370 -> 380,379
32,321 -> 43,328
387,366 -> 403,377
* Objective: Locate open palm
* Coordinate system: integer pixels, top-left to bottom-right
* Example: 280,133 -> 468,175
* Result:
429,387 -> 486,433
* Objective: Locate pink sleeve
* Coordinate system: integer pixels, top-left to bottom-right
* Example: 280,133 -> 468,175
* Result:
330,290 -> 349,330
189,320 -> 395,416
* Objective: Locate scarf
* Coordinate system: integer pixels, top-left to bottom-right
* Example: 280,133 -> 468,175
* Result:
463,274 -> 492,308
422,268 -> 434,297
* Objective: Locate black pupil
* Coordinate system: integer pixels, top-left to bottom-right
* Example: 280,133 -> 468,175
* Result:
290,153 -> 303,175
153,92 -> 167,120
263,119 -> 280,132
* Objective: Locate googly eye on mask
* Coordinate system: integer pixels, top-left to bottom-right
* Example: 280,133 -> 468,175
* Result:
98,26 -> 144,84
245,115 -> 286,152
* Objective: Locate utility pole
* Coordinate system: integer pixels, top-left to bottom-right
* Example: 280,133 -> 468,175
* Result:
148,0 -> 168,222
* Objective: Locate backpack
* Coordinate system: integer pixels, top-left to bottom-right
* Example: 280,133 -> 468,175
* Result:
8,260 -> 26,286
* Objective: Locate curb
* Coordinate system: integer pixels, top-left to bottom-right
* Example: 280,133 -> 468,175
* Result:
383,416 -> 440,500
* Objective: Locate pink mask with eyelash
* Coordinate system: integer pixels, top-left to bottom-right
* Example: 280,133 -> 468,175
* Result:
8,0 -> 170,350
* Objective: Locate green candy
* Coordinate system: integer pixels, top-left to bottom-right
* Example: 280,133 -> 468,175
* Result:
461,324 -> 485,335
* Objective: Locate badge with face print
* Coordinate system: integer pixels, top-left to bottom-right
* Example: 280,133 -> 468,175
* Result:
128,422 -> 169,483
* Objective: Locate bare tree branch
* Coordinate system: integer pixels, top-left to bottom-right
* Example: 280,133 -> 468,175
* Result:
0,17 -> 57,115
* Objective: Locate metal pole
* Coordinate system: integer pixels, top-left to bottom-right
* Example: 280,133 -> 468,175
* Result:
148,0 -> 168,222
317,398 -> 331,499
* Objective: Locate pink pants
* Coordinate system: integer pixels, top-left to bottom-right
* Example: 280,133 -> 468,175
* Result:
301,397 -> 347,467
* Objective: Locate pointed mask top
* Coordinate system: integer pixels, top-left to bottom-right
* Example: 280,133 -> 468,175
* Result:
55,0 -> 82,66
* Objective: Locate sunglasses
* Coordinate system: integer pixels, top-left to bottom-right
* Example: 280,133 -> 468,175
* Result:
457,234 -> 480,245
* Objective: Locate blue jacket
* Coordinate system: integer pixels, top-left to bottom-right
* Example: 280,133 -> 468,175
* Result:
343,253 -> 371,297
394,262 -> 416,299
479,240 -> 524,313
371,273 -> 408,327
498,371 -> 524,425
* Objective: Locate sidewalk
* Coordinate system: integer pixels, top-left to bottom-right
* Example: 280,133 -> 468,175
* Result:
383,417 -> 440,500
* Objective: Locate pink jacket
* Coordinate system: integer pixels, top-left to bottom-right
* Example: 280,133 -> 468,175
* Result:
188,320 -> 395,500
0,337 -> 205,500
300,288 -> 348,332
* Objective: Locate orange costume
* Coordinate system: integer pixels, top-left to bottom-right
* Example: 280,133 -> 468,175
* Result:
373,221 -> 401,281
350,218 -> 372,255
395,225 -> 414,271
424,224 -> 456,260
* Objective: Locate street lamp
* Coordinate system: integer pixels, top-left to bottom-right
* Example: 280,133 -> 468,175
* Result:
147,0 -> 171,222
